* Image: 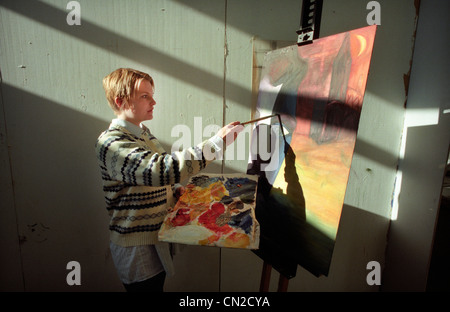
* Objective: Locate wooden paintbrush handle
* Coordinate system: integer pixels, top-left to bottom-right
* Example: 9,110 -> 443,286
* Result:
240,114 -> 278,126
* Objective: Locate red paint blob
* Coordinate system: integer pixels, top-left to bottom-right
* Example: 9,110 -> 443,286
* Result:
198,202 -> 232,235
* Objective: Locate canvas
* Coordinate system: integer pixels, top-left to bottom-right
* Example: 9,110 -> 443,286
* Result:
248,25 -> 377,277
158,173 -> 260,249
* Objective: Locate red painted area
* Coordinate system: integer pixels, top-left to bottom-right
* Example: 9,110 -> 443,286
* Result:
198,202 -> 233,235
170,208 -> 191,227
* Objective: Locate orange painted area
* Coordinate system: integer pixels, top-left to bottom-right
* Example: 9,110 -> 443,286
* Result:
199,234 -> 220,245
223,232 -> 250,248
179,181 -> 228,205
274,135 -> 354,232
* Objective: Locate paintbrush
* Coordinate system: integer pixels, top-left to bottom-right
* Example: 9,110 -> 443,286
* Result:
240,114 -> 288,143
239,114 -> 278,126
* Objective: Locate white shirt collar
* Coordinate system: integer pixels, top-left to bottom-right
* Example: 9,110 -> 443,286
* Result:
111,118 -> 146,137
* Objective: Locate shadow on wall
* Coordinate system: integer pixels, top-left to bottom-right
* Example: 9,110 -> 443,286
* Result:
0,0 -> 400,172
0,0 -> 245,108
1,83 -> 224,291
1,82 -> 115,291
383,115 -> 450,291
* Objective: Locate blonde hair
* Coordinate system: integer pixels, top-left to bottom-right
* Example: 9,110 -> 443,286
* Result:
102,68 -> 154,114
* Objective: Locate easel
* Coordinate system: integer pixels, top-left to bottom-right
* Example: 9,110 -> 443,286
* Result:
296,0 -> 323,46
258,0 -> 323,293
259,262 -> 289,292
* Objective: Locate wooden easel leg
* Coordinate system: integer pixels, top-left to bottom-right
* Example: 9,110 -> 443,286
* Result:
260,261 -> 289,292
260,261 -> 272,292
277,274 -> 289,292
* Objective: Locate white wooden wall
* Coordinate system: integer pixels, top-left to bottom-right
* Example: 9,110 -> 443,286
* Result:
0,0 -> 419,291
383,0 -> 450,291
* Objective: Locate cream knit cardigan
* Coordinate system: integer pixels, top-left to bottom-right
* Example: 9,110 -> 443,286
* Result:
95,123 -> 220,247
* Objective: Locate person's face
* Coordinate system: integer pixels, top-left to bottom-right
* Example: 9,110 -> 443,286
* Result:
117,79 -> 156,125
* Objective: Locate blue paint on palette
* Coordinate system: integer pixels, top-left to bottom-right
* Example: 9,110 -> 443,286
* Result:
224,178 -> 257,203
191,175 -> 224,187
228,209 -> 253,234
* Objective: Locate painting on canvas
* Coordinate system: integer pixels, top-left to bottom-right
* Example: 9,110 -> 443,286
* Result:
247,25 -> 377,277
158,173 -> 259,249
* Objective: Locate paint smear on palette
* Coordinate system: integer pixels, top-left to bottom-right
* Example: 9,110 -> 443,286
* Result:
158,173 -> 260,249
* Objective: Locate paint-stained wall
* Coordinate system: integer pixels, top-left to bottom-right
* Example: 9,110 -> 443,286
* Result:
0,0 -> 418,291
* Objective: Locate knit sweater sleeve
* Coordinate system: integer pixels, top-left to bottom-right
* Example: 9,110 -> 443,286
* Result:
96,129 -> 222,187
